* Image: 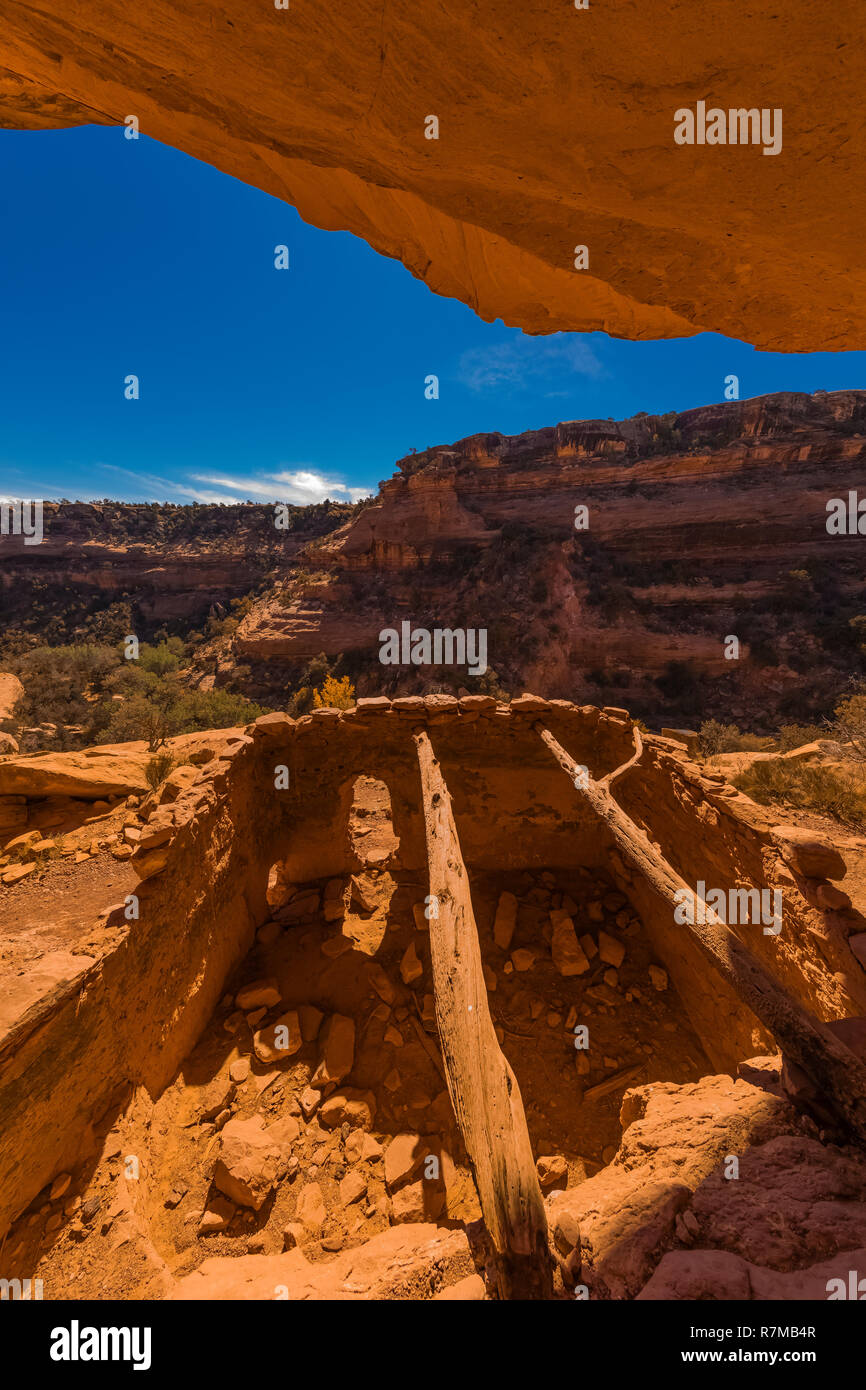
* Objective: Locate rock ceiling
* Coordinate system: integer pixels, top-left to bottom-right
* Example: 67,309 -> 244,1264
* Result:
1,1 -> 864,349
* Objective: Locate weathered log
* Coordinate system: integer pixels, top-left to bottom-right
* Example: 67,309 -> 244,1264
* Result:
601,724 -> 644,789
583,1063 -> 647,1103
537,722 -> 866,1146
414,730 -> 553,1298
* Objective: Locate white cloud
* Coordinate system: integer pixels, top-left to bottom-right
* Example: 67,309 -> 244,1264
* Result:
190,469 -> 371,505
457,333 -> 605,392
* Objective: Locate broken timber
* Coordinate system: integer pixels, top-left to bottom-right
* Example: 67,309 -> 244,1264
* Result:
537,722 -> 866,1146
413,730 -> 553,1299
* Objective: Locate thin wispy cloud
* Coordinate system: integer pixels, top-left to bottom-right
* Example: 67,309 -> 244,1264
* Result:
0,467 -> 85,500
457,333 -> 605,393
73,463 -> 373,506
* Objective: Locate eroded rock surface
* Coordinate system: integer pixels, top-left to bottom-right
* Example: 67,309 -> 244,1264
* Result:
550,1072 -> 866,1301
172,1223 -> 476,1301
232,391 -> 866,725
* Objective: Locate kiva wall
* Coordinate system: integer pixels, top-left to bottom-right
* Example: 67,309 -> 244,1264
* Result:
2,697 -> 860,1235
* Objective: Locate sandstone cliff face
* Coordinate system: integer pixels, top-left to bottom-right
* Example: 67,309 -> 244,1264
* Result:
2,2 -> 864,349
4,391 -> 865,726
318,391 -> 864,567
236,390 -> 866,725
0,500 -> 350,631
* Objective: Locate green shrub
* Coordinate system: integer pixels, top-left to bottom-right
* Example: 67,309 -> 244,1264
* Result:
9,643 -> 118,729
287,685 -> 315,717
99,684 -> 268,751
137,640 -> 184,676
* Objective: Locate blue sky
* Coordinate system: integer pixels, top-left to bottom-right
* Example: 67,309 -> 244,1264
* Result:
2,126 -> 865,505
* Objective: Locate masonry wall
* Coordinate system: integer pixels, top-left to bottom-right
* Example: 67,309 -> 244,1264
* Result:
613,739 -> 866,1061
2,696 -> 861,1237
0,737 -> 279,1235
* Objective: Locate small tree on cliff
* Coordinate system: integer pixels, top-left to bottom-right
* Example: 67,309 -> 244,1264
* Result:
313,675 -> 355,710
832,690 -> 866,762
697,719 -> 741,757
101,685 -> 180,750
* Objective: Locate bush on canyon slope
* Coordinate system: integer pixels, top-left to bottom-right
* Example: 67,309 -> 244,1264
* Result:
5,639 -> 267,749
832,690 -> 866,761
98,684 -> 267,749
697,720 -> 776,756
312,675 -> 355,710
777,722 -> 826,751
136,636 -> 184,675
733,759 -> 866,828
6,643 -> 119,734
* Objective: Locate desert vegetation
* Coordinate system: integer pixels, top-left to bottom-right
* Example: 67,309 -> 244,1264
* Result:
697,689 -> 866,828
732,759 -> 866,827
1,639 -> 268,751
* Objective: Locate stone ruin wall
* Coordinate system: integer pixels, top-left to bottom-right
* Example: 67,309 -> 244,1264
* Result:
0,734 -> 270,1236
615,741 -> 866,1036
1,696 -> 864,1236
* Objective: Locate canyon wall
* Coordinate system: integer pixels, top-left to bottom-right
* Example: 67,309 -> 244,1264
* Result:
0,501 -> 348,629
314,390 -> 866,574
4,391 -> 864,727
2,2 -> 864,349
235,390 -> 866,722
